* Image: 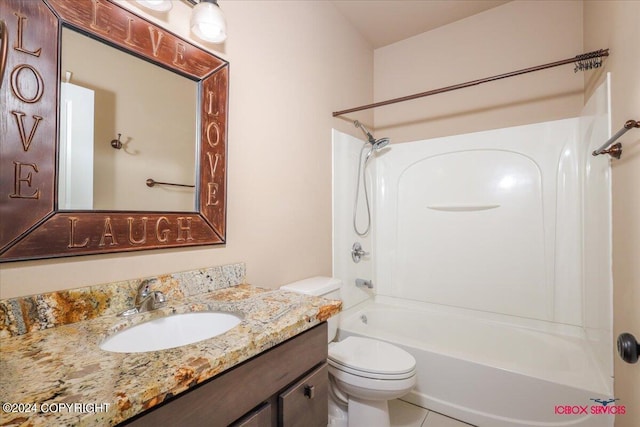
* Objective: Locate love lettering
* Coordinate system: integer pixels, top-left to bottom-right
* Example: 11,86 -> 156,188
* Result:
203,71 -> 226,208
7,11 -> 44,201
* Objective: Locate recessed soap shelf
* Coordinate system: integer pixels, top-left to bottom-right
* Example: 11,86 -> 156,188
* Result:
427,205 -> 501,212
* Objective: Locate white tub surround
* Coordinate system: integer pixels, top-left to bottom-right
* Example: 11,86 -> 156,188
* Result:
331,77 -> 614,427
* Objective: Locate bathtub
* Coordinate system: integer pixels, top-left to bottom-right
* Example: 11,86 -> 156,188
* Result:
337,300 -> 615,427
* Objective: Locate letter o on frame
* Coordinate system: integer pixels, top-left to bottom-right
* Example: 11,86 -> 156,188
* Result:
205,121 -> 220,147
11,64 -> 44,103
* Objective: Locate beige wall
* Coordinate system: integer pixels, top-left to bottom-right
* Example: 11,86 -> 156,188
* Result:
584,3 -> 640,426
0,0 -> 373,298
373,0 -> 584,143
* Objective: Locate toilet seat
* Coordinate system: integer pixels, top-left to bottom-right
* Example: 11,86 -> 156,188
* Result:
328,337 -> 416,380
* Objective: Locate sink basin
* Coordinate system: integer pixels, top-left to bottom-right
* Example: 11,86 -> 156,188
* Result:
100,311 -> 242,353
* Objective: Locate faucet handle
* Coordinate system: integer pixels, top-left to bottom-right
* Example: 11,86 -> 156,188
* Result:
124,281 -> 167,314
135,281 -> 152,306
153,291 -> 167,306
351,242 -> 369,263
137,290 -> 167,312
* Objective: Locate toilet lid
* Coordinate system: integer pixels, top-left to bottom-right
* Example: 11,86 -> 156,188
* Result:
328,336 -> 416,377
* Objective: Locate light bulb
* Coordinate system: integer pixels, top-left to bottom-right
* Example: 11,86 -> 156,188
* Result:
135,0 -> 172,12
190,1 -> 227,43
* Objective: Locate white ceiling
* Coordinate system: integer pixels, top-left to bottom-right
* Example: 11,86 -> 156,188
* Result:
331,0 -> 510,49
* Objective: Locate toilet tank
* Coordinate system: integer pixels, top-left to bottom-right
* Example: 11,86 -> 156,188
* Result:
280,276 -> 341,342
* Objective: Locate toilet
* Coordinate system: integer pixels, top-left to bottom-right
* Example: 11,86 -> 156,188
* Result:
281,277 -> 416,427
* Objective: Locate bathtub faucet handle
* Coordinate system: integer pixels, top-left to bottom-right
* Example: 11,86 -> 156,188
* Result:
352,242 -> 369,263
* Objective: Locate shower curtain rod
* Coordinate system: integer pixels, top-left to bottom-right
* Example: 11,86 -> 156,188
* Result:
332,49 -> 609,117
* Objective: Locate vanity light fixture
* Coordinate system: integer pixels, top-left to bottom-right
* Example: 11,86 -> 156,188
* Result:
187,0 -> 227,43
135,0 -> 173,12
135,0 -> 227,43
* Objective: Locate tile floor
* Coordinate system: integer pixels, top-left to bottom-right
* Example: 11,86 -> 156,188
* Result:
389,399 -> 475,427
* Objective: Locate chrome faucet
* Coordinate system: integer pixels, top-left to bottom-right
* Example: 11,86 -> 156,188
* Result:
135,281 -> 167,313
119,281 -> 168,316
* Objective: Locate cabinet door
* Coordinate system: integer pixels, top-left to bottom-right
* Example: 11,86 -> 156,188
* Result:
231,402 -> 272,427
278,363 -> 328,427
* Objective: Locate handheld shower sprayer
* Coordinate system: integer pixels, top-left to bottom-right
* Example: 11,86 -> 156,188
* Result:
352,121 -> 390,237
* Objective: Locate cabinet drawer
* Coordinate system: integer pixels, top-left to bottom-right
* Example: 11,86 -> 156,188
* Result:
278,363 -> 328,427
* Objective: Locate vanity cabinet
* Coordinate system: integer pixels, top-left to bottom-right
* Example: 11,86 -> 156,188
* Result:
122,323 -> 328,427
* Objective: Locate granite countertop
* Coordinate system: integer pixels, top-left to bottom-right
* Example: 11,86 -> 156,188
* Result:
0,284 -> 341,426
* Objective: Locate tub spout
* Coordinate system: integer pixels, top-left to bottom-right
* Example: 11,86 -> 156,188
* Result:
356,278 -> 373,289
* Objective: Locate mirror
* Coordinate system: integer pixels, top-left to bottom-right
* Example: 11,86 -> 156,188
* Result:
60,28 -> 197,212
0,0 -> 228,262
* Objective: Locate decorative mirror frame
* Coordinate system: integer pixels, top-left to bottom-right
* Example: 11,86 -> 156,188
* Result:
0,0 -> 228,262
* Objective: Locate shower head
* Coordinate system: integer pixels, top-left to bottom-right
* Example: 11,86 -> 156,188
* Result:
354,120 -> 390,150
373,137 -> 390,150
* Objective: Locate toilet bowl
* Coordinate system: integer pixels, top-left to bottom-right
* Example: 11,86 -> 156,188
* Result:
328,336 -> 416,427
280,277 -> 416,427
